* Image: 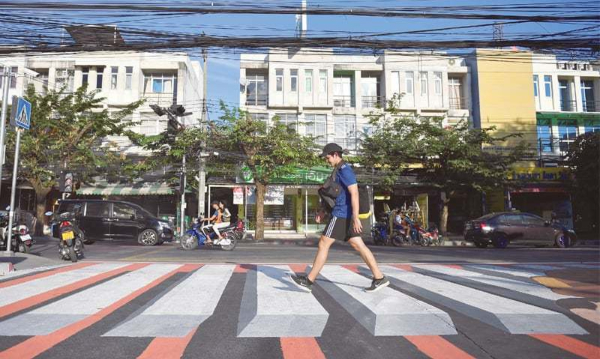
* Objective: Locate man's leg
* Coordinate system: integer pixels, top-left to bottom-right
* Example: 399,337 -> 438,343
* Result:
307,235 -> 336,282
347,236 -> 384,279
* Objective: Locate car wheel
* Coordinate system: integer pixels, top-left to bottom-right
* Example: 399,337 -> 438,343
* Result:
138,229 -> 159,246
80,230 -> 94,245
474,240 -> 488,248
554,232 -> 570,248
492,233 -> 509,249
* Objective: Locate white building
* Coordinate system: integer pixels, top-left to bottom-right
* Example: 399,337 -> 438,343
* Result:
532,55 -> 600,162
239,49 -> 471,151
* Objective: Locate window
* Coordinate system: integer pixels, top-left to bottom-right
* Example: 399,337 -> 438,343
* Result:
581,80 -> 595,112
305,69 -> 313,92
290,69 -> 298,92
448,76 -> 463,109
544,75 -> 552,97
85,202 -> 110,218
522,214 -> 545,226
584,119 -> 600,133
144,73 -> 176,94
55,69 -> 74,92
434,72 -> 442,95
390,71 -> 400,96
537,118 -> 553,153
110,66 -> 118,90
500,214 -> 523,225
361,73 -> 380,108
558,119 -> 578,153
0,67 -> 18,89
559,80 -> 572,111
113,203 -> 136,219
334,115 -> 357,150
275,113 -> 298,132
533,75 -> 539,97
319,70 -> 327,93
275,69 -> 283,92
82,67 -> 89,86
96,67 -> 104,89
139,118 -> 158,136
405,71 -> 414,95
245,72 -> 267,106
125,67 -> 133,90
333,74 -> 353,107
420,72 -> 428,96
305,114 -> 327,145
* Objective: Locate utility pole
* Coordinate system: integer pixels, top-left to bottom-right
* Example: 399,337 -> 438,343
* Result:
181,149 -> 186,238
0,67 -> 11,199
198,49 -> 208,219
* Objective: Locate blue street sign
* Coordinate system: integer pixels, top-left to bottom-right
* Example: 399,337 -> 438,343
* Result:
11,97 -> 31,130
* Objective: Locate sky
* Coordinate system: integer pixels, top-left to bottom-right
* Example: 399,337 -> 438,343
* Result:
2,0 -> 598,119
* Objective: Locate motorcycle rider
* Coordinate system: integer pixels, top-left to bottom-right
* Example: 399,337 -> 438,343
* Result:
212,200 -> 231,242
200,201 -> 222,244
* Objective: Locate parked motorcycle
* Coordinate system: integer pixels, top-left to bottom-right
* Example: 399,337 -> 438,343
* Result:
46,211 -> 84,262
372,213 -> 404,246
0,211 -> 33,253
416,223 -> 441,246
180,219 -> 242,251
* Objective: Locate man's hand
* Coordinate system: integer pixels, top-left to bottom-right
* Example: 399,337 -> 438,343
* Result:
353,216 -> 362,234
315,209 -> 326,224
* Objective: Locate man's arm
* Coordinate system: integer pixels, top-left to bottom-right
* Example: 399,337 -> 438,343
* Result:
347,184 -> 362,233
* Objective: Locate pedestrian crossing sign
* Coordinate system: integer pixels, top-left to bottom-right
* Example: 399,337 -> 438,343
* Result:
10,96 -> 31,130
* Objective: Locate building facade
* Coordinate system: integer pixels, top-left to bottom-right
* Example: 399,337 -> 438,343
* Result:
233,49 -> 472,233
0,51 -> 203,219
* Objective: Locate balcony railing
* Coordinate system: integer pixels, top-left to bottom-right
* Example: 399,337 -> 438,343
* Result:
361,95 -> 385,108
449,97 -> 467,110
582,100 -> 598,113
538,138 -> 574,159
143,92 -> 176,107
245,96 -> 268,106
560,99 -> 576,112
333,95 -> 355,108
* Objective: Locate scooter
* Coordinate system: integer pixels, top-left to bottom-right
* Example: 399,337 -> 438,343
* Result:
0,210 -> 34,253
180,220 -> 240,251
46,211 -> 84,262
416,223 -> 441,246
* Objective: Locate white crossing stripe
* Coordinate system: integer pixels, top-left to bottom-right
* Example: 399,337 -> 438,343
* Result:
0,263 -> 130,308
413,265 -> 575,301
381,265 -> 587,335
0,264 -> 181,336
515,264 -> 562,271
0,264 -> 69,280
465,264 -> 545,278
237,265 -> 329,337
318,266 -> 457,336
104,265 -> 234,337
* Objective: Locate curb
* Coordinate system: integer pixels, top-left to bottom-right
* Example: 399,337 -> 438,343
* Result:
0,262 -> 15,276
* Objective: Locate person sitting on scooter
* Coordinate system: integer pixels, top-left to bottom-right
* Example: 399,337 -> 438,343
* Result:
212,200 -> 231,242
200,201 -> 222,244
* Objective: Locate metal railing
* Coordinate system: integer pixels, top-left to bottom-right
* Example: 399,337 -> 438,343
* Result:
143,92 -> 176,107
560,99 -> 576,112
245,96 -> 268,106
361,95 -> 385,108
333,95 -> 354,108
582,100 -> 598,113
449,97 -> 467,110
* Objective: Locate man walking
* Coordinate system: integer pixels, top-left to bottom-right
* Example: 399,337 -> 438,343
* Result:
292,143 -> 389,293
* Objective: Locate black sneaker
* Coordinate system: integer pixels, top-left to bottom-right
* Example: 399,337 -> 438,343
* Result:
290,274 -> 313,292
365,276 -> 389,293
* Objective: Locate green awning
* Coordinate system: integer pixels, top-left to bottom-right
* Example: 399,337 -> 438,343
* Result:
77,182 -> 174,196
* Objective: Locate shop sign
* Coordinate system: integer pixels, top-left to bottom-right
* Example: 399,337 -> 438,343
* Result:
245,185 -> 285,205
237,165 -> 331,185
509,167 -> 569,182
233,187 -> 244,205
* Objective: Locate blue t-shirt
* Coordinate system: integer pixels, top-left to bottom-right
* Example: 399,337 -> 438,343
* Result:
332,163 -> 357,219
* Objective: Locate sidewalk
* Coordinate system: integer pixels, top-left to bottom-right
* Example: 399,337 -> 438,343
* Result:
0,252 -> 63,275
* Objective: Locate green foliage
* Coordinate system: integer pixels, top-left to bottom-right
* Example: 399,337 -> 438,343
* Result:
567,131 -> 600,222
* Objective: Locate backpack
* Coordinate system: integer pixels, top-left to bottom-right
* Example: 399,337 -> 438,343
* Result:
319,162 -> 372,218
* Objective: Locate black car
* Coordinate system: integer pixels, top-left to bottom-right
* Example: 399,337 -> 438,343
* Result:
464,212 -> 577,249
52,200 -> 173,246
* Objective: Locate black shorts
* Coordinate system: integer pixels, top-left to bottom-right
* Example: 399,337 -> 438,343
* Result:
322,215 -> 371,242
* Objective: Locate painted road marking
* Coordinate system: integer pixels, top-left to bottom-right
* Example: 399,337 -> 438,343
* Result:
413,265 -> 575,301
0,264 -> 181,336
137,328 -> 197,359
0,262 -> 95,289
0,264 -> 68,280
105,264 -> 234,337
237,265 -> 329,337
0,263 -> 130,308
464,264 -> 545,278
280,338 -> 326,359
532,277 -> 571,289
405,335 -> 475,359
380,265 -> 587,335
318,265 -> 457,336
530,334 -> 600,359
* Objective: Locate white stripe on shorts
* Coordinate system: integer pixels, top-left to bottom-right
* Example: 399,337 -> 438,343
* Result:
325,216 -> 337,238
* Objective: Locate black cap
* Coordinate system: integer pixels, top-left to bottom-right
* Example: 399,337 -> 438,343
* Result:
320,143 -> 343,157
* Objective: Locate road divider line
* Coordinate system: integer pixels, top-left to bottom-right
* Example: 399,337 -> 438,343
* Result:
237,265 -> 329,338
379,265 -> 587,335
0,264 -> 185,359
280,337 -> 326,359
318,265 -> 457,336
0,263 -> 143,319
137,328 -> 197,359
0,262 -> 96,289
405,335 -> 475,359
530,334 -> 600,359
104,264 -> 232,338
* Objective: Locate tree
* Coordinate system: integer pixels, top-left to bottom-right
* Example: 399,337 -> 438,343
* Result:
567,131 -> 600,233
211,104 -> 318,240
5,85 -> 144,234
362,108 -> 526,234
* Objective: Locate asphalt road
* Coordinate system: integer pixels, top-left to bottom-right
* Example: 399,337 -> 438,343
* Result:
0,237 -> 597,359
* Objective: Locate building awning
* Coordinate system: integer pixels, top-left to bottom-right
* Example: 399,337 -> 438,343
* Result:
77,182 -> 174,196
